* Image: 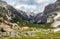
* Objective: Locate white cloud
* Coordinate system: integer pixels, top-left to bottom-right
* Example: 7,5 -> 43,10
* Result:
35,0 -> 51,3
3,0 -> 57,13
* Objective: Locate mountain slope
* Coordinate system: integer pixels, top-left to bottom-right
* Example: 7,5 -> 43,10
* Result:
0,0 -> 60,39
33,0 -> 60,24
0,0 -> 29,21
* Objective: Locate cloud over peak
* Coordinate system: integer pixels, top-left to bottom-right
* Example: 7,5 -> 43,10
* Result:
3,0 -> 57,13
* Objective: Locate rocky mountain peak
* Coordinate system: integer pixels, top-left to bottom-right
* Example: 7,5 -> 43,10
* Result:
57,0 -> 60,2
32,0 -> 60,24
44,0 -> 60,14
0,0 -> 36,21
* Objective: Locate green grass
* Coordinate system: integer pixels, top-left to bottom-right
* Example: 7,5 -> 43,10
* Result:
0,5 -> 60,39
0,13 -> 59,39
8,17 -> 60,39
0,29 -> 60,39
10,17 -> 53,29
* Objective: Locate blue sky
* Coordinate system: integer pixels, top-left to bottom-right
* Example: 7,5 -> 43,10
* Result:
3,0 -> 57,13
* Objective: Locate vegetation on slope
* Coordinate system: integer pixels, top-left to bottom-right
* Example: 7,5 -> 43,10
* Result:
0,2 -> 60,39
10,17 -> 53,29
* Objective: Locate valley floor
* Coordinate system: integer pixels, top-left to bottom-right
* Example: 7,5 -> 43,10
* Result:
0,17 -> 60,39
0,24 -> 60,39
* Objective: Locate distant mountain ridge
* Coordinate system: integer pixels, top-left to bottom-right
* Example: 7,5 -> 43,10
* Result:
0,0 -> 60,24
0,0 -> 36,21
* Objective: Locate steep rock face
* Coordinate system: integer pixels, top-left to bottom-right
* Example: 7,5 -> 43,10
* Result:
51,11 -> 60,32
33,13 -> 47,23
1,0 -> 60,25
43,0 -> 60,24
33,0 -> 60,24
26,12 -> 36,21
33,0 -> 60,31
52,11 -> 60,27
0,1 -> 21,37
0,1 -> 28,21
0,0 -> 36,21
44,0 -> 60,14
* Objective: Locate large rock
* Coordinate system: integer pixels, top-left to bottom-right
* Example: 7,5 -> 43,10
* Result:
0,23 -> 20,37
